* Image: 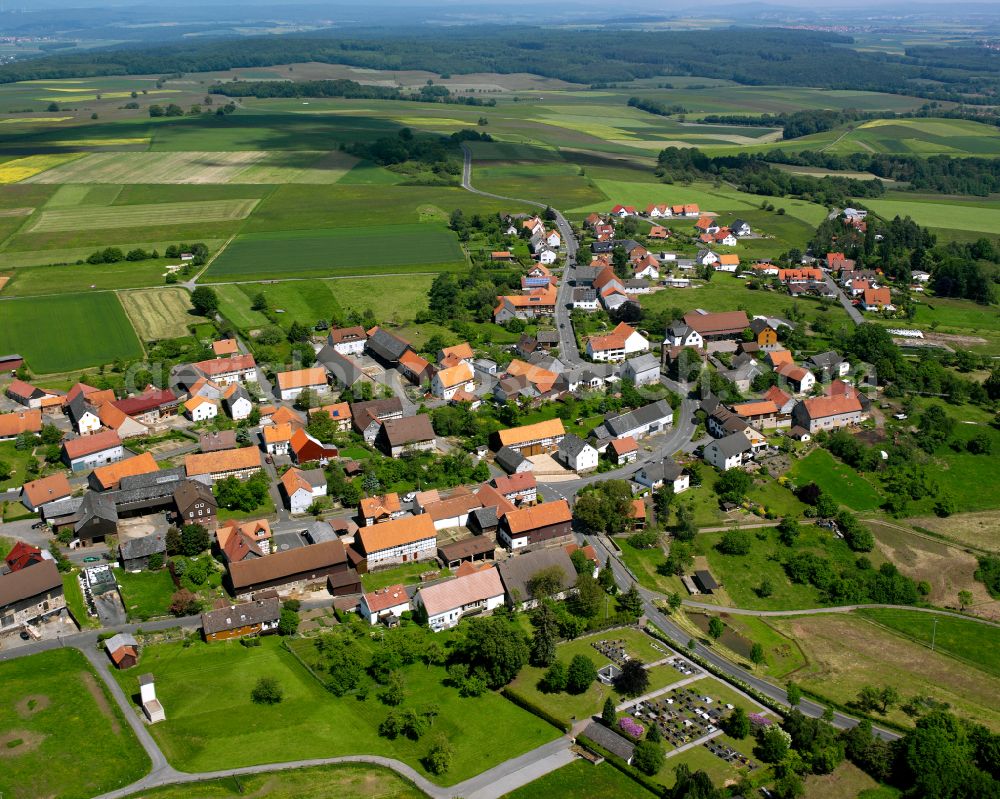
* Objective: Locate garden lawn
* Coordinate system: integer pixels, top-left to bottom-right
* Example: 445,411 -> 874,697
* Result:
114,567 -> 176,621
0,648 -> 150,799
0,292 -> 143,373
506,629 -> 671,725
856,608 -> 1000,679
0,440 -> 34,491
504,759 -> 656,798
788,449 -> 883,511
122,763 -> 426,799
617,538 -> 685,596
205,224 -> 465,281
62,571 -> 99,629
118,635 -> 558,784
361,561 -> 450,592
641,273 -> 851,328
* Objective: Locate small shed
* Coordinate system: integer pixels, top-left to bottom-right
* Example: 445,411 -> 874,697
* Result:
693,569 -> 719,594
105,632 -> 138,669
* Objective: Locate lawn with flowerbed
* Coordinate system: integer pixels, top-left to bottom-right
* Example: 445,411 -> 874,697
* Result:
506,628 -> 674,725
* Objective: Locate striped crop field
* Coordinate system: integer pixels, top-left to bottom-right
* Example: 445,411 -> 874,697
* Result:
21,150 -> 357,184
120,287 -> 199,340
27,198 -> 259,232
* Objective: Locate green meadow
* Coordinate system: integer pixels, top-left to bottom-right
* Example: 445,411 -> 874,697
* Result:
0,292 -> 143,372
205,223 -> 465,281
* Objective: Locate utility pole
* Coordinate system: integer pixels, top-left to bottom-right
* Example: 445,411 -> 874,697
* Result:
931,617 -> 938,653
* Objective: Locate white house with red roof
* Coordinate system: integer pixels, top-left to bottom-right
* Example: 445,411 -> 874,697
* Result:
360,584 -> 411,625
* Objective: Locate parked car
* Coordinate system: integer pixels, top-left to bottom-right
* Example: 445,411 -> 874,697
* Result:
83,556 -> 100,563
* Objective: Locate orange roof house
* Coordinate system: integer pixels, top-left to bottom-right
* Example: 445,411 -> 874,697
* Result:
496,418 -> 565,451
90,451 -> 158,491
212,339 -> 239,356
20,473 -> 72,510
0,409 -> 41,439
184,448 -> 262,480
276,367 -> 327,393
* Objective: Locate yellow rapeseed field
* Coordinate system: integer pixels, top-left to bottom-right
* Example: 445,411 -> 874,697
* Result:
0,153 -> 85,184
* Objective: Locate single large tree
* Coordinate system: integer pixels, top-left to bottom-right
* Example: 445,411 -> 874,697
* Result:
565,654 -> 597,694
529,603 -> 559,667
190,286 -> 219,317
460,616 -> 529,689
614,658 -> 649,697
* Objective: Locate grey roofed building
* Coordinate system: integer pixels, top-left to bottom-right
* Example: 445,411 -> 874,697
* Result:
699,393 -> 721,415
473,358 -> 497,376
594,399 -> 673,442
591,241 -> 613,254
497,547 -> 576,607
749,318 -> 774,335
104,632 -> 137,654
304,520 -> 338,544
581,721 -> 635,763
66,392 -> 94,427
317,344 -> 367,387
624,279 -> 650,290
694,569 -> 719,592
573,265 -> 601,286
557,433 -> 591,461
111,467 -> 187,514
76,490 -> 118,534
572,287 -> 598,303
615,238 -> 643,252
119,532 -> 166,566
299,468 -> 327,490
713,431 -> 752,458
527,353 -> 565,373
201,594 -> 281,637
468,506 -> 498,534
623,352 -> 660,374
805,350 -> 845,371
222,384 -> 251,412
366,327 -> 411,364
666,320 -> 695,339
494,446 -> 528,474
634,458 -> 683,484
536,330 -> 559,346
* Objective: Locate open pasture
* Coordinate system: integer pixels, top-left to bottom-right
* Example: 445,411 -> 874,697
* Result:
473,161 -> 607,209
787,449 -> 883,511
864,196 -> 1000,234
121,287 -> 203,340
216,274 -> 435,331
857,608 -> 1000,677
115,635 -> 558,783
2,259 -> 168,296
0,648 -> 150,799
0,292 -> 143,372
26,197 -> 258,232
770,613 -> 1000,731
242,184 -> 518,232
205,223 -> 464,281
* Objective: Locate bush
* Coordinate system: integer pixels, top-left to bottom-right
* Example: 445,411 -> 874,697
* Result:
565,654 -> 597,694
250,676 -> 284,705
540,659 -> 567,693
632,740 -> 665,775
717,529 -> 752,555
278,608 -> 299,636
423,734 -> 453,775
